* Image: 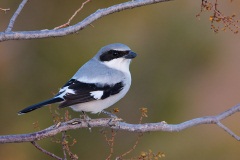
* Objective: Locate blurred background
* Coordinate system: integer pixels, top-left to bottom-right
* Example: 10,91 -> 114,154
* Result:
1,0 -> 240,159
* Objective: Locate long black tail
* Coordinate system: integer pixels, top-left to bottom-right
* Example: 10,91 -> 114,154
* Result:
18,97 -> 63,115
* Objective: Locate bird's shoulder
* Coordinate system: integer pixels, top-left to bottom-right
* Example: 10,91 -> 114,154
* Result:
72,58 -> 127,84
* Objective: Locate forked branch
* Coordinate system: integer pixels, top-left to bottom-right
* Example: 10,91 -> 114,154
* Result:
0,0 -> 172,42
31,141 -> 62,160
54,0 -> 91,30
5,0 -> 29,32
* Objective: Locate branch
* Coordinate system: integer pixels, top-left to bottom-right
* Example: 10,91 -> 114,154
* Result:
5,0 -> 29,32
0,0 -> 172,42
61,132 -> 67,160
31,141 -> 62,160
197,0 -> 239,33
54,0 -> 91,30
1,104 -> 240,144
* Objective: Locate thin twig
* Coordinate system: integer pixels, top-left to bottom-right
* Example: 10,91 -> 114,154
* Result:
62,111 -> 68,160
216,122 -> 240,140
104,129 -> 116,160
60,110 -> 78,160
197,0 -> 239,33
31,141 -> 62,160
117,133 -> 143,159
62,138 -> 78,160
117,109 -> 146,159
62,132 -> 67,160
54,0 -> 91,30
5,0 -> 29,32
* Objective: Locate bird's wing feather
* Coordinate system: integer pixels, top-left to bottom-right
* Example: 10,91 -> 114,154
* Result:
58,80 -> 124,108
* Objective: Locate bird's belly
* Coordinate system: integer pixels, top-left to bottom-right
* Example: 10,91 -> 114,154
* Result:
70,86 -> 130,113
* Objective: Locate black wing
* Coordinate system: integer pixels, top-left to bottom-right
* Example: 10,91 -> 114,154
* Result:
58,79 -> 124,108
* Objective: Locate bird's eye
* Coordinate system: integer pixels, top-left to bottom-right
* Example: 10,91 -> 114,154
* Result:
110,50 -> 119,56
113,52 -> 119,56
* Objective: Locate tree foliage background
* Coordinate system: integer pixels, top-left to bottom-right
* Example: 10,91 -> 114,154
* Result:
1,0 -> 240,159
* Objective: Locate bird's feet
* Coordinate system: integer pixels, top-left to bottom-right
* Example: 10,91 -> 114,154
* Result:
80,111 -> 92,131
101,110 -> 118,118
101,110 -> 122,127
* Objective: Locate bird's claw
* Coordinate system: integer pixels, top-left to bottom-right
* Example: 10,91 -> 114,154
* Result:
101,110 -> 118,118
107,117 -> 122,127
80,112 -> 92,131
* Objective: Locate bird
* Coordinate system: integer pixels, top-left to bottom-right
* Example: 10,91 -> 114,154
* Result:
18,43 -> 137,115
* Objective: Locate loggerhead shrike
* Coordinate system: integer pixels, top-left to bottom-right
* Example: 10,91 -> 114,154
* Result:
18,43 -> 137,115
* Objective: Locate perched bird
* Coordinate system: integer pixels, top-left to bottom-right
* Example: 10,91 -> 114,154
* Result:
18,43 -> 137,115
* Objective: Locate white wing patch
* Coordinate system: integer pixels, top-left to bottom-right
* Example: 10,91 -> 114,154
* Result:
57,88 -> 75,98
90,91 -> 104,100
59,86 -> 67,92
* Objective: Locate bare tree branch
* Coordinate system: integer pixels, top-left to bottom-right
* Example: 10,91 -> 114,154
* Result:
0,0 -> 172,42
61,132 -> 67,160
5,0 -> 29,32
0,104 -> 240,144
197,0 -> 239,33
31,141 -> 62,160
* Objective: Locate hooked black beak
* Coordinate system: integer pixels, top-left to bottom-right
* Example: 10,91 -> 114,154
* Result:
125,51 -> 137,59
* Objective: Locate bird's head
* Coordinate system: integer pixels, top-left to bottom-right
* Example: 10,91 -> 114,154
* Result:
95,43 -> 137,73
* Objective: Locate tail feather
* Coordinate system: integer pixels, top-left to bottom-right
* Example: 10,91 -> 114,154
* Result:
18,97 -> 63,115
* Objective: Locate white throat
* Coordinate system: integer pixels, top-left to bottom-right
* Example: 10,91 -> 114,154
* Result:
103,58 -> 131,74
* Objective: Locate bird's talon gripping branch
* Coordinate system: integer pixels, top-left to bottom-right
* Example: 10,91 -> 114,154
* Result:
101,110 -> 118,118
80,111 -> 91,121
107,118 -> 122,127
79,112 -> 92,130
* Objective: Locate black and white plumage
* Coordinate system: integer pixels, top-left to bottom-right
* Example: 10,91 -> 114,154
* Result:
18,43 -> 137,115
